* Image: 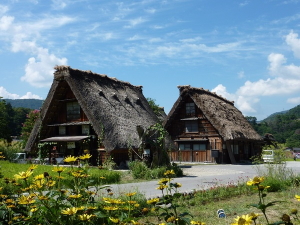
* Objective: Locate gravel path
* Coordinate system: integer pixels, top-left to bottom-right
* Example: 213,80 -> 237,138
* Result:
182,167 -> 245,176
179,164 -> 248,177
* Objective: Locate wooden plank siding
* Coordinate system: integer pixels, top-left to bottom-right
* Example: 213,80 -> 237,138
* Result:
168,150 -> 215,163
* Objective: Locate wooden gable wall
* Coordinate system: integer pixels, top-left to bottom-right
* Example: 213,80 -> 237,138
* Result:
40,82 -> 90,139
166,96 -> 225,163
167,96 -> 220,141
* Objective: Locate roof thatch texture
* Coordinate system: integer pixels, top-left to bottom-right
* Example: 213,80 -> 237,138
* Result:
163,85 -> 262,141
25,66 -> 160,151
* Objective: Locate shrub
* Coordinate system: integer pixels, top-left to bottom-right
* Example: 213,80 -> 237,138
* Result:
0,139 -> 23,161
263,176 -> 289,192
128,161 -> 148,179
89,168 -> 121,185
102,155 -> 117,170
253,161 -> 296,192
128,161 -> 184,180
144,166 -> 166,179
168,162 -> 184,177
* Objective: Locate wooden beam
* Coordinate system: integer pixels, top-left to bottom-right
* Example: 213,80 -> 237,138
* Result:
226,142 -> 236,164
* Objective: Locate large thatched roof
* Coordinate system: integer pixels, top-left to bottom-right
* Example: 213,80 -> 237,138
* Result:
163,85 -> 262,141
25,66 -> 160,151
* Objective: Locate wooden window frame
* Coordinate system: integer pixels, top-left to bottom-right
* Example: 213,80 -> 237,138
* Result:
185,120 -> 198,133
185,102 -> 195,116
66,102 -> 81,121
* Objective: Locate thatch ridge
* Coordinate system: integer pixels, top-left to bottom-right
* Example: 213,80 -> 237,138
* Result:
54,65 -> 143,92
177,85 -> 234,105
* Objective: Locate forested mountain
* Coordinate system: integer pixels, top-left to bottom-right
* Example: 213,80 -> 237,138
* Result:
246,105 -> 300,147
3,99 -> 43,110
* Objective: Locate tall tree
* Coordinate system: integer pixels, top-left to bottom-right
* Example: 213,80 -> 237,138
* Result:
0,98 -> 12,142
21,109 -> 40,148
245,116 -> 257,126
286,129 -> 300,148
12,107 -> 31,136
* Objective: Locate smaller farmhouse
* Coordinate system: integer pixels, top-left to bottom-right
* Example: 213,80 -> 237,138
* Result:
163,85 -> 263,164
25,66 -> 166,166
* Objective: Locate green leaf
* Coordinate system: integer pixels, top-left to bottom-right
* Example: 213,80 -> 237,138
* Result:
94,211 -> 107,218
179,212 -> 193,217
173,193 -> 182,198
269,221 -> 286,225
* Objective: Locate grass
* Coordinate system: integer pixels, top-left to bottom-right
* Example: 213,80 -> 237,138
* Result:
184,186 -> 299,225
136,182 -> 300,224
1,160 -> 300,224
0,161 -> 121,187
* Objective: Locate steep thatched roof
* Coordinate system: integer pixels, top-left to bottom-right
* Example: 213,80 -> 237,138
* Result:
25,66 -> 160,152
163,85 -> 262,141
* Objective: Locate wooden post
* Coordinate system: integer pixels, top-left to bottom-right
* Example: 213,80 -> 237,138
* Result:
226,142 -> 236,164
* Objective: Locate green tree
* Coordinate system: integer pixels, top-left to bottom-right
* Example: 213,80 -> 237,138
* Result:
286,129 -> 300,148
0,98 -> 12,142
146,97 -> 166,122
21,109 -> 40,148
147,98 -> 161,115
245,116 -> 257,126
12,107 -> 31,136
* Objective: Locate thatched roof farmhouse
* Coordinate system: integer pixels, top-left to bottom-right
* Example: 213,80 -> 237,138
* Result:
163,85 -> 263,164
25,66 -> 164,166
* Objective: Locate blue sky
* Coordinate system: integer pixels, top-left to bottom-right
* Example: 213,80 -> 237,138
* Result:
1,0 -> 300,120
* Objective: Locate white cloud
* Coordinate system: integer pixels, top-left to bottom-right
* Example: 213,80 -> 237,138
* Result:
236,95 -> 260,113
145,8 -> 156,14
211,31 -> 300,115
211,84 -> 236,102
0,11 -> 73,88
239,1 -> 249,7
286,30 -> 300,58
0,87 -> 20,99
51,0 -> 67,10
287,97 -> 300,104
212,85 -> 259,114
0,16 -> 14,30
267,53 -> 300,78
128,35 -> 144,41
0,87 -> 42,99
151,25 -> 165,29
238,71 -> 245,79
237,78 -> 300,96
25,16 -> 75,31
179,37 -> 202,43
21,46 -> 67,87
20,92 -> 43,99
148,37 -> 162,43
124,17 -> 147,28
0,5 -> 9,15
89,32 -> 115,41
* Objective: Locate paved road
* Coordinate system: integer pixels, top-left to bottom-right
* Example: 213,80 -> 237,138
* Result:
98,161 -> 300,199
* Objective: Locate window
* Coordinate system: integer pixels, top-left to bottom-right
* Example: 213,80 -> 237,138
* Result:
193,143 -> 206,151
67,102 -> 80,121
59,126 -> 66,135
179,143 -> 206,151
185,121 -> 198,132
179,144 -> 191,150
186,103 -> 195,115
82,125 -> 90,135
231,144 -> 239,154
